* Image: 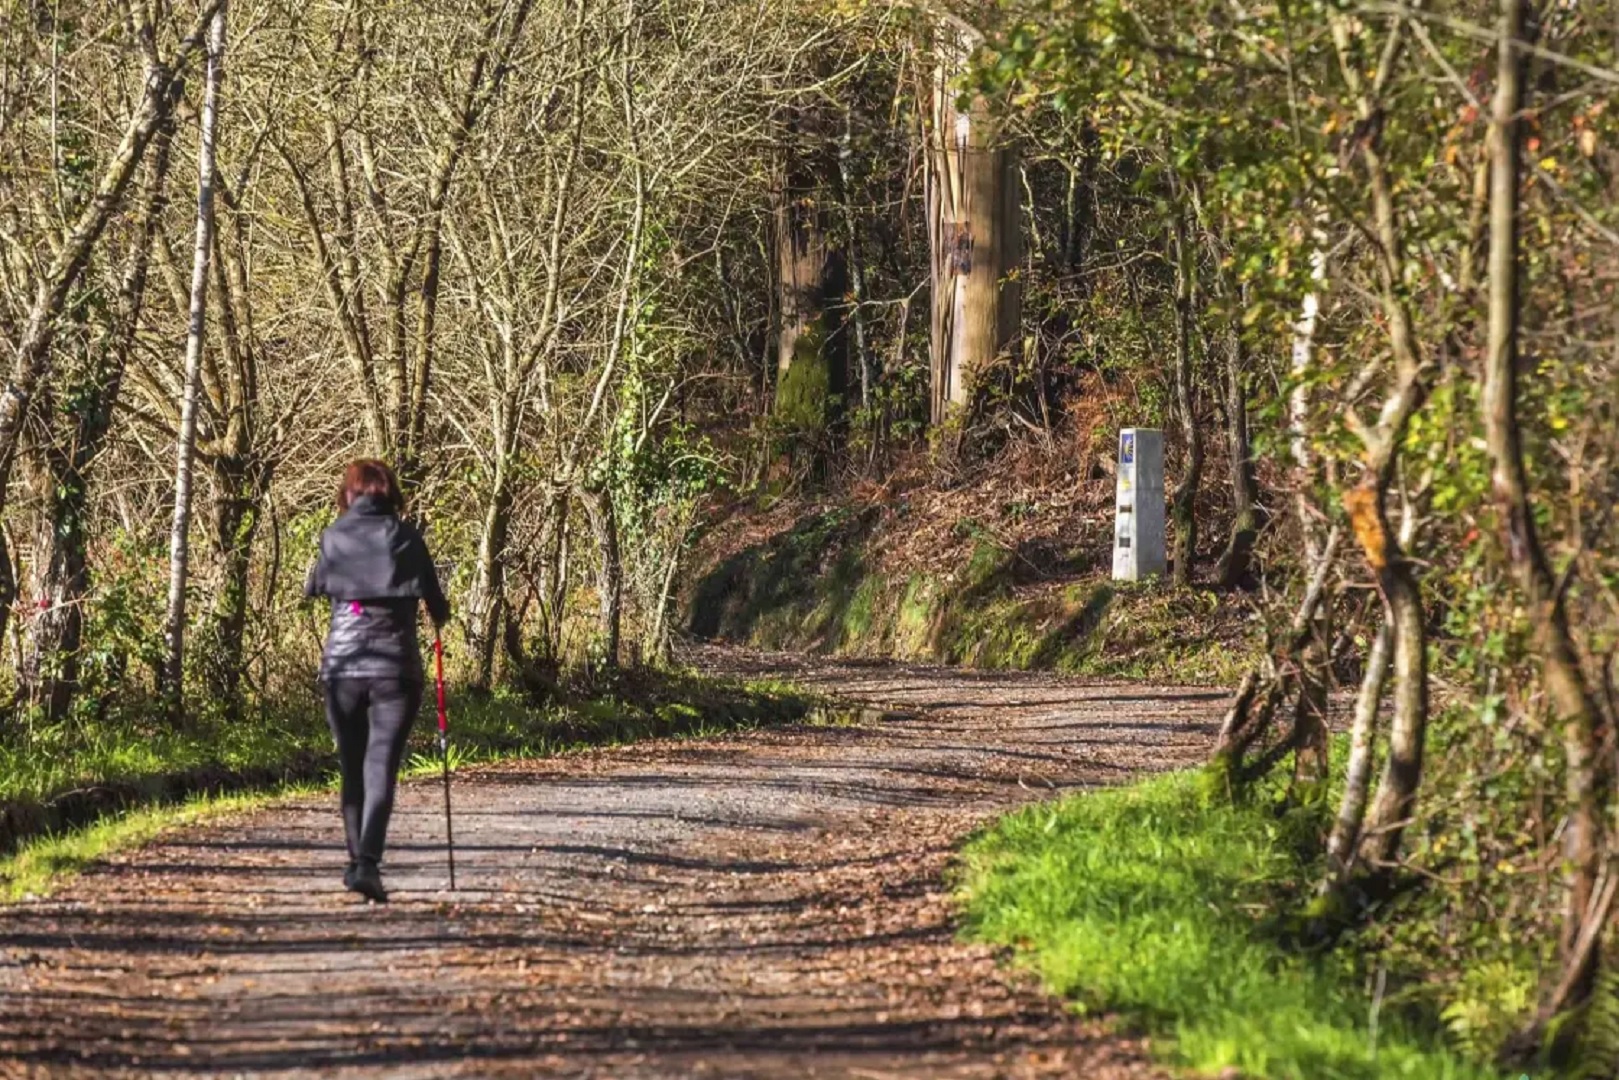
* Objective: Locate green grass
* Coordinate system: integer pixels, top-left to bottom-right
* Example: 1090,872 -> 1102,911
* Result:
0,788 -> 309,901
0,711 -> 316,805
957,770 -> 1519,1079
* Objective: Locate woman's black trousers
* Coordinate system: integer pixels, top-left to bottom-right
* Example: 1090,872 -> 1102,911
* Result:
323,677 -> 422,865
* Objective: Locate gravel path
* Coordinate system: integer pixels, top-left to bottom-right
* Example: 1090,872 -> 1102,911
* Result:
0,647 -> 1228,1078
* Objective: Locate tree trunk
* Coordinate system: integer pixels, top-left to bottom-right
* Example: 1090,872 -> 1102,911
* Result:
1278,230 -> 1334,793
1348,485 -> 1429,872
773,156 -> 844,440
0,537 -> 15,686
1482,0 -> 1609,1007
23,391 -> 108,722
1324,619 -> 1391,879
1168,203 -> 1202,586
1321,489 -> 1417,892
400,224 -> 444,493
547,500 -> 570,666
21,406 -> 91,723
923,33 -> 1020,426
1215,294 -> 1264,587
645,514 -> 690,665
1289,239 -> 1327,566
500,494 -> 568,707
199,455 -> 264,715
1327,10 -> 1431,879
584,486 -> 622,674
1211,526 -> 1343,787
467,451 -> 515,693
160,0 -> 227,722
0,4 -> 210,651
315,116 -> 387,455
837,106 -> 871,410
1291,613 -> 1330,794
1355,574 -> 1427,871
1211,670 -> 1282,789
191,163 -> 269,721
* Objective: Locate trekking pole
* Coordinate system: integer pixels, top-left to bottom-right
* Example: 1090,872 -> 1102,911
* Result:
434,633 -> 457,890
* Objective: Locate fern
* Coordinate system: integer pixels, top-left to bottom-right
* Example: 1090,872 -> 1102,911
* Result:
1439,960 -> 1534,1063
405,741 -> 469,776
1573,965 -> 1619,1080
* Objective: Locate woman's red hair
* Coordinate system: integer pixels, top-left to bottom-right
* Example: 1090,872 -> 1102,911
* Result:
338,459 -> 402,513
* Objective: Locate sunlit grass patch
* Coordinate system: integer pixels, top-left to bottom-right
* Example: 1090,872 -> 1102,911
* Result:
0,789 -> 306,902
957,770 -> 1518,1079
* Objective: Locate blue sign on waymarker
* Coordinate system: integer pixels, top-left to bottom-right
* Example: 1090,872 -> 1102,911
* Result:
1121,432 -> 1135,466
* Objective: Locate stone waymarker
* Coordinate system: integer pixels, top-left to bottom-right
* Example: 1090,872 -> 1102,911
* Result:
1112,428 -> 1166,581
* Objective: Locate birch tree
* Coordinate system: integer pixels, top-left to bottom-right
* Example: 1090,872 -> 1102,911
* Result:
161,0 -> 229,718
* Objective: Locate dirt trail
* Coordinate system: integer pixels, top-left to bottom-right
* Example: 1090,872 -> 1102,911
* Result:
0,647 -> 1228,1078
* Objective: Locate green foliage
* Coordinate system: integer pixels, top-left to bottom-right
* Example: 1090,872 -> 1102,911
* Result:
405,741 -> 471,776
73,533 -> 167,721
1440,963 -> 1537,1065
958,771 -> 1517,1079
967,0 -> 1619,1061
1361,698 -> 1560,1066
687,506 -> 876,644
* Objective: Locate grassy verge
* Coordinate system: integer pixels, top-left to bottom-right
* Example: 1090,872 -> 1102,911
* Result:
956,769 -> 1519,1080
0,667 -> 815,899
0,789 -> 312,901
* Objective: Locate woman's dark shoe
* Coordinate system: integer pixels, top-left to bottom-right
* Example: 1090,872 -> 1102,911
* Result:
350,860 -> 388,903
342,861 -> 359,891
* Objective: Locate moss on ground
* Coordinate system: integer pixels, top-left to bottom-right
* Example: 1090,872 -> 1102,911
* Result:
687,508 -> 1256,685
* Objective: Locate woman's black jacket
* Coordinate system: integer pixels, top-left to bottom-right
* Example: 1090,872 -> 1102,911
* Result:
304,494 -> 451,682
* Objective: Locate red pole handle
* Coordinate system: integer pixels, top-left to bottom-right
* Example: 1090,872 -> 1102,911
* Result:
434,635 -> 448,735
432,632 -> 456,890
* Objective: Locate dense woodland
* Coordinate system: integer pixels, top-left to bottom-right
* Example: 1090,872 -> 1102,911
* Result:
4,0 -> 1619,1071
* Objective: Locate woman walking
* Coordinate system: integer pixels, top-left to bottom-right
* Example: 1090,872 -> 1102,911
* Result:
306,460 -> 450,902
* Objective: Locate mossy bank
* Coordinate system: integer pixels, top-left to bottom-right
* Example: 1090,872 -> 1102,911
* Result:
687,505 -> 1256,684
